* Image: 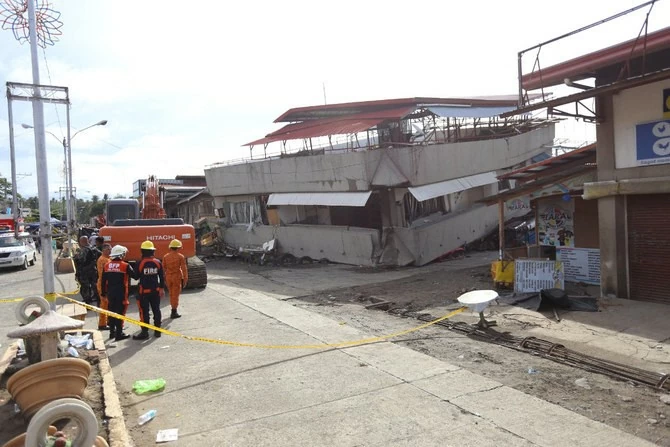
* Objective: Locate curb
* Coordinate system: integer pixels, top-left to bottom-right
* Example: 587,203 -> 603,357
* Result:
90,330 -> 134,447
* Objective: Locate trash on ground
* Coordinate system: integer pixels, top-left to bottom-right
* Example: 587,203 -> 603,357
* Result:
67,346 -> 79,358
527,367 -> 539,374
156,428 -> 179,443
65,333 -> 91,348
138,409 -> 157,425
133,378 -> 166,394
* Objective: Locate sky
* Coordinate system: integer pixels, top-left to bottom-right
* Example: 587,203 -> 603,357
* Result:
0,0 -> 668,200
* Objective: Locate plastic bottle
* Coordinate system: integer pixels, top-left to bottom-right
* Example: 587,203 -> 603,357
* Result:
67,347 -> 79,358
137,409 -> 157,426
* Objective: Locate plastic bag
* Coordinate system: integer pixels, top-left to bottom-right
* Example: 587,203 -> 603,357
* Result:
132,378 -> 166,395
65,333 -> 91,348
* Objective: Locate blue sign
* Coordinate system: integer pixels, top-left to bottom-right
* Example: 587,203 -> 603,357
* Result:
636,119 -> 670,166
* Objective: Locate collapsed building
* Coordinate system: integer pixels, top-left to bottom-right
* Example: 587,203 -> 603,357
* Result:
204,97 -> 556,266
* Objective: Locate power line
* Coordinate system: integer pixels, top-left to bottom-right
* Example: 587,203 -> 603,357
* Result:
41,47 -> 65,140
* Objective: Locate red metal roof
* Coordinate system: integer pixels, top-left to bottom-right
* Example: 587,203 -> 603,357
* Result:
522,26 -> 670,91
498,143 -> 596,182
481,143 -> 597,205
274,96 -> 526,123
245,107 -> 415,146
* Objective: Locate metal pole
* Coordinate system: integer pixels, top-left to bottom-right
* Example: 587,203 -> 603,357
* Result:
517,52 -> 524,108
7,88 -> 19,238
62,138 -> 69,223
498,199 -> 505,261
65,99 -> 74,237
28,0 -> 56,308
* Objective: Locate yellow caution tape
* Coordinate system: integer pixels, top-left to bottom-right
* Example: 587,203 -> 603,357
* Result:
0,283 -> 81,304
57,294 -> 466,349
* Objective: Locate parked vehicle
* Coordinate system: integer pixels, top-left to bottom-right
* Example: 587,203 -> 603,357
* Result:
0,232 -> 37,270
99,175 -> 207,288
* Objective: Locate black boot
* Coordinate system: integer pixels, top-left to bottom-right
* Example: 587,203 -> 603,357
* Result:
115,333 -> 130,341
154,330 -> 162,338
133,331 -> 149,340
108,330 -> 116,340
170,309 -> 181,319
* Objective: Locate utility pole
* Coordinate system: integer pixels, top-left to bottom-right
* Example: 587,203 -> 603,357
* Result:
27,0 -> 56,308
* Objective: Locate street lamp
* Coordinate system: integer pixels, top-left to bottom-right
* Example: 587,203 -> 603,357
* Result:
22,120 -> 107,235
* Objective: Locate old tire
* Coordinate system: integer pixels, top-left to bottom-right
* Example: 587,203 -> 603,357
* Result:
15,295 -> 50,324
30,253 -> 36,266
21,256 -> 28,270
25,398 -> 98,447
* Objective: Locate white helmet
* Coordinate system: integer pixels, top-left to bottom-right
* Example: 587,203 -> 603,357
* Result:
110,245 -> 128,259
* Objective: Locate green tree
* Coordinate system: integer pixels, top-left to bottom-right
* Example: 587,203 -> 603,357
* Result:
0,175 -> 23,204
25,196 -> 39,210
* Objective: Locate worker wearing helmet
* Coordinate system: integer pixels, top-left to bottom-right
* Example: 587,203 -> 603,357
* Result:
133,240 -> 166,340
96,243 -> 112,331
163,239 -> 188,319
101,245 -> 134,341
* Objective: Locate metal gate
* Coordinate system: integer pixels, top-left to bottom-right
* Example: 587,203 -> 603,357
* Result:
628,194 -> 670,304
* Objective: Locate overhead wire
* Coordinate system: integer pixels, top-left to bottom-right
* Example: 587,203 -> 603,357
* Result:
41,46 -> 64,140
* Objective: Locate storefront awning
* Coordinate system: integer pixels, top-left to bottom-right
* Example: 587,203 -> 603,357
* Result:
267,191 -> 372,207
408,171 -> 498,202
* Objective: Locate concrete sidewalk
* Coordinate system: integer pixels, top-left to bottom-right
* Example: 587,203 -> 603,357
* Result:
100,278 -> 653,446
0,260 -> 660,446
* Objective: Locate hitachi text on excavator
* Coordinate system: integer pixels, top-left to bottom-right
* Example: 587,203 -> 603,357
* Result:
99,175 -> 207,288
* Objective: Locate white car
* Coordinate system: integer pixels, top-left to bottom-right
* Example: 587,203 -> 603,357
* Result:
0,232 -> 37,270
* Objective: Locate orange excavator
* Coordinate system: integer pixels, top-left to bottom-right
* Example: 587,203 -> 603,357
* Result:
98,175 -> 207,288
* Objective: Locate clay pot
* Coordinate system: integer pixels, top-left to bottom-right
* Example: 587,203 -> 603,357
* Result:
1,430 -> 108,447
1,425 -> 57,447
6,358 -> 91,418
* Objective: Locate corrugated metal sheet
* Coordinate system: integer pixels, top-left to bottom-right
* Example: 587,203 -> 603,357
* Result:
408,171 -> 498,202
499,143 -> 597,182
522,26 -> 670,90
427,105 -> 516,118
267,191 -> 372,207
245,107 -> 415,146
274,96 -> 533,123
628,194 -> 670,304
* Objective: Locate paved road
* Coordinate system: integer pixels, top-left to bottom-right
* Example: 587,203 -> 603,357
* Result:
0,256 -> 656,446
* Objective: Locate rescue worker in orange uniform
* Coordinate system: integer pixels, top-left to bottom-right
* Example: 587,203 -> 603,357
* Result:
101,245 -> 134,341
96,243 -> 112,330
162,239 -> 188,319
133,240 -> 166,340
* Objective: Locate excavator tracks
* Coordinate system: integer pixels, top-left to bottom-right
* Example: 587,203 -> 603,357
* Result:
185,256 -> 208,289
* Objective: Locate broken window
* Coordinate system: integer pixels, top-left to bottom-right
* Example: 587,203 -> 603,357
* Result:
227,198 -> 263,225
403,193 -> 446,224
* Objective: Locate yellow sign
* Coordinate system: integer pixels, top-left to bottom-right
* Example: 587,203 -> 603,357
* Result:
664,88 -> 670,119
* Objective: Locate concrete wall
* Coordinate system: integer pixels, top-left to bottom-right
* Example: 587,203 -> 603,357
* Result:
614,79 -> 670,171
222,224 -> 381,266
596,95 -> 630,298
205,125 -> 555,196
393,204 -> 500,266
594,80 -> 670,298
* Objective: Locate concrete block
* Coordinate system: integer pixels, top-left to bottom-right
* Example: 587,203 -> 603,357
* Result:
411,368 -> 503,401
343,342 -> 460,382
209,383 -> 536,447
450,386 -> 655,447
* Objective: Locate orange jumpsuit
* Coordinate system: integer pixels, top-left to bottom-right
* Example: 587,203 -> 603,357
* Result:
162,250 -> 188,310
96,253 -> 110,328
